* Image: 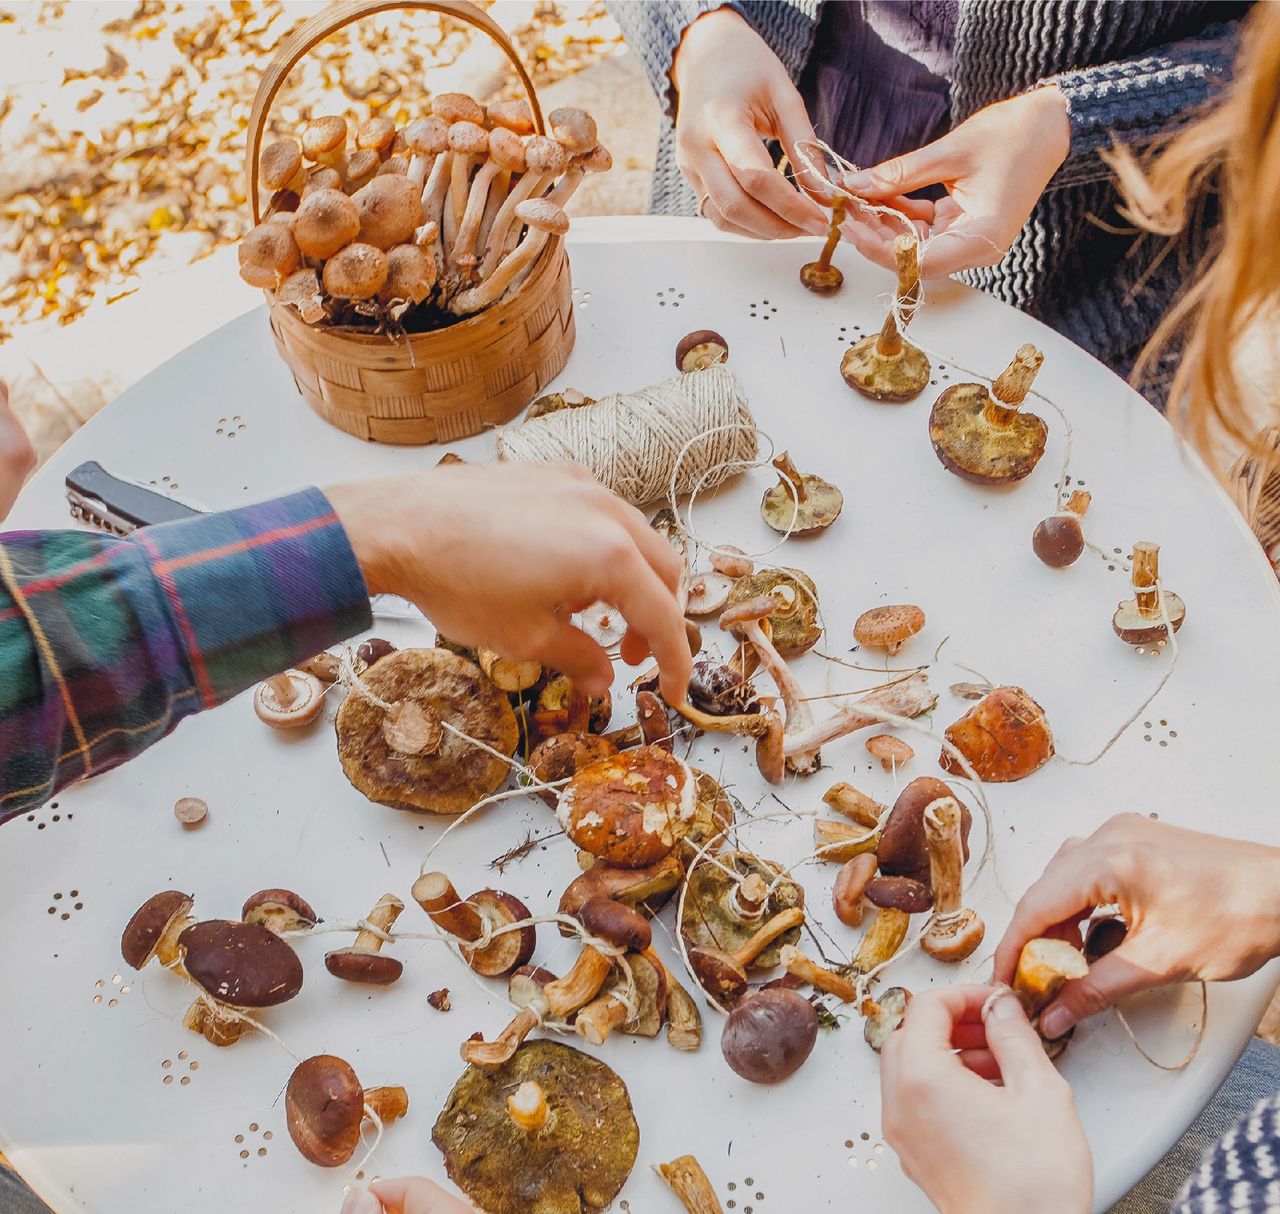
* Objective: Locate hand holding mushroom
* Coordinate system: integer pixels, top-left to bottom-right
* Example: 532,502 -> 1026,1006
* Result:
879,985 -> 1093,1214
343,1178 -> 473,1214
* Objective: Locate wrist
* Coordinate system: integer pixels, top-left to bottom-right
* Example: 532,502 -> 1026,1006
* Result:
1027,84 -> 1071,170
326,479 -> 408,599
673,6 -> 747,94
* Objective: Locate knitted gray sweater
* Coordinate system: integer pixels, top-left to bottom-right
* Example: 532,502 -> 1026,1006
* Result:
610,0 -> 1248,400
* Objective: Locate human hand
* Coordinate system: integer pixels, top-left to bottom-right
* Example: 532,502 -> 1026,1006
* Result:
882,985 -> 1092,1214
327,462 -> 691,704
994,814 -> 1280,1041
839,87 -> 1071,277
340,1177 -> 473,1213
671,7 -> 829,239
0,380 -> 36,522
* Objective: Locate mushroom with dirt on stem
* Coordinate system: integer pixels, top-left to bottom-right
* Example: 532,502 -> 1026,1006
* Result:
411,872 -> 535,979
760,451 -> 844,536
920,796 -> 985,962
286,1054 -> 407,1167
322,242 -> 388,302
720,988 -> 819,1084
841,233 -> 930,401
1113,541 -> 1186,643
800,197 -> 847,294
557,852 -> 683,923
676,329 -> 729,372
121,890 -> 194,971
687,907 -> 806,1008
940,684 -> 1054,782
451,198 -> 568,315
929,343 -> 1048,483
238,222 -> 300,288
324,893 -> 405,985
253,669 -> 326,728
1034,490 -> 1092,567
460,965 -> 558,1067
853,603 -> 925,655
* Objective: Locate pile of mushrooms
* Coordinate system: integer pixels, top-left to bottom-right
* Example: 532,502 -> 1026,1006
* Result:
239,98 -> 608,328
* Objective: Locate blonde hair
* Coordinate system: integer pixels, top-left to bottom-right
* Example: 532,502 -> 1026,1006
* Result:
1106,2 -> 1280,470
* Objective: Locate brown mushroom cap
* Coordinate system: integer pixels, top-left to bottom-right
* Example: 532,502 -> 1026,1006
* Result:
557,745 -> 697,868
929,372 -> 1048,484
841,334 -> 931,402
179,919 -> 304,1007
1113,593 -> 1187,644
548,106 -> 598,154
528,732 -> 618,807
687,659 -> 757,717
254,670 -> 326,728
486,98 -> 535,134
759,461 -> 844,536
683,768 -> 738,863
404,115 -> 450,155
482,126 -> 525,174
879,777 -> 971,885
523,135 -> 569,177
324,948 -> 404,985
121,890 -> 193,970
302,166 -> 343,197
866,734 -> 914,771
865,875 -> 933,914
680,851 -> 804,972
238,222 -> 301,288
800,259 -> 843,295
576,143 -> 613,174
940,685 -> 1054,782
292,187 -> 360,259
242,889 -> 317,934
380,242 -> 437,304
432,92 -> 485,126
375,155 -> 410,177
260,138 -> 304,191
463,890 -> 536,978
322,242 -> 388,301
1033,513 -> 1086,567
344,148 -> 381,192
301,115 -> 347,160
721,989 -> 819,1084
448,119 -> 490,159
352,175 -> 423,250
578,896 -> 652,953
514,197 -> 569,236
286,1055 -> 364,1166
725,568 -> 821,656
853,604 -> 926,651
557,855 -> 684,925
356,116 -> 396,156
689,947 -> 749,1007
675,329 -> 729,373
335,648 -> 518,815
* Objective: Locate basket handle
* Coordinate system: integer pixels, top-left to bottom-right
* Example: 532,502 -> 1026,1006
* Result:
245,0 -> 545,224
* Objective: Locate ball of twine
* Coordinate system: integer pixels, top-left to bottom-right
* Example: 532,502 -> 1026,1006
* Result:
495,364 -> 759,506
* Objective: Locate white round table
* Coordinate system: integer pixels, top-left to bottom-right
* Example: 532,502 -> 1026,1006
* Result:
4,216 -> 1278,1214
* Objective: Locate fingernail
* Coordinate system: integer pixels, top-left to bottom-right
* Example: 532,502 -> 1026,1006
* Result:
340,1189 -> 381,1214
1041,1006 -> 1075,1040
804,214 -> 829,235
843,170 -> 874,193
986,991 -> 1022,1022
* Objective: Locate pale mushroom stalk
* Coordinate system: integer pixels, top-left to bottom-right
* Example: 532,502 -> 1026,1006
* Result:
656,1156 -> 723,1214
460,1005 -> 541,1067
781,944 -> 861,1002
508,1081 -> 551,1133
478,136 -> 567,278
475,172 -> 510,257
782,671 -> 937,765
452,129 -> 525,274
451,199 -> 567,315
920,796 -> 985,962
421,152 -> 454,269
543,143 -> 612,210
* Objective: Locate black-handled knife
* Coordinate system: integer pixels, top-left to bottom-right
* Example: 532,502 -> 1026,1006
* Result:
65,461 -> 204,534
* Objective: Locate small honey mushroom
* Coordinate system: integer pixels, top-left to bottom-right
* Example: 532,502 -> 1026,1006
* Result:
300,115 -> 349,178
800,197 -> 846,295
253,670 -> 326,729
286,1055 -> 407,1167
841,233 -> 930,402
941,685 -> 1054,782
238,222 -> 300,288
292,186 -> 360,260
759,451 -> 844,536
720,988 -> 819,1084
1033,490 -> 1092,568
1113,541 -> 1186,644
179,919 -> 304,1046
866,734 -> 914,772
1012,936 -> 1089,1057
325,893 -> 405,985
241,888 -> 317,935
675,329 -> 729,373
121,890 -> 195,971
853,603 -> 925,655
862,986 -> 912,1052
855,876 -> 933,972
929,343 -> 1048,484
412,872 -> 535,979
323,242 -> 388,302
919,796 -> 985,962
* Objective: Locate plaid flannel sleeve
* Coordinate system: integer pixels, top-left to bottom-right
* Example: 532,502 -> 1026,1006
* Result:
0,487 -> 371,821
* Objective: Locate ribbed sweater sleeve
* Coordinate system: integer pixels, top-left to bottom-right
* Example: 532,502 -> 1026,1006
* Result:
1041,19 -> 1243,189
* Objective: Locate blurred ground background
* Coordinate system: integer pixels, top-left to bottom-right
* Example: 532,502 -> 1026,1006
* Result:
0,0 -> 658,461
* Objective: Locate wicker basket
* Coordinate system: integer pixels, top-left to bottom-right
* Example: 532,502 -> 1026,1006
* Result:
245,0 -> 576,444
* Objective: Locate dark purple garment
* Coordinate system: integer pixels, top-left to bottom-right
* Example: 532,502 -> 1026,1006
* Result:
801,0 -> 958,173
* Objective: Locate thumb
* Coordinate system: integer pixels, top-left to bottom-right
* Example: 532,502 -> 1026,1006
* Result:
1039,949 -> 1166,1041
843,134 -> 960,199
530,622 -> 613,697
982,991 -> 1059,1090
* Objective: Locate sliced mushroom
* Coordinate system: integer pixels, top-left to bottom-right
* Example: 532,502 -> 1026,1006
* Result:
760,451 -> 843,535
1113,541 -> 1186,643
941,685 -> 1054,782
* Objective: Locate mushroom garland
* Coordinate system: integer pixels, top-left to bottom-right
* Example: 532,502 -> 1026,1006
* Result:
841,233 -> 930,402
239,100 -> 608,327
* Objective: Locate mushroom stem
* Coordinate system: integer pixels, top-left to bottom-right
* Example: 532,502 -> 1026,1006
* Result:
413,872 -> 485,942
420,152 -> 453,267
653,955 -> 702,1051
354,893 -> 403,954
771,451 -> 808,503
575,992 -> 631,1046
476,170 -> 509,254
924,797 -> 964,917
656,1155 -> 724,1214
1066,489 -> 1092,517
477,649 -> 542,693
451,227 -> 550,315
731,906 -> 805,967
814,817 -> 879,862
460,1005 -> 541,1067
363,1086 -> 409,1127
183,997 -> 248,1047
855,907 -> 909,972
452,159 -> 502,270
480,170 -> 549,278
507,1080 -> 551,1133
1131,540 -> 1161,615
781,944 -> 860,1002
816,200 -> 846,271
728,872 -> 769,922
1013,937 -> 1089,1019
543,945 -> 615,1018
544,166 -> 586,209
894,231 -> 921,315
671,699 -> 770,737
985,343 -> 1045,425
823,782 -> 885,829
875,308 -> 904,358
266,672 -> 297,708
783,671 -> 937,764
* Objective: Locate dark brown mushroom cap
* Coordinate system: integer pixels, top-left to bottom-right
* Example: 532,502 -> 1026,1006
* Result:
528,732 -> 618,806
675,329 -> 729,373
929,381 -> 1048,484
721,989 -> 819,1084
578,897 -> 652,953
689,947 -> 749,1007
121,890 -> 193,970
940,685 -> 1055,782
725,568 -> 821,657
179,919 -> 303,1007
1032,513 -> 1085,567
841,335 -> 931,403
680,851 -> 804,972
1112,594 -> 1186,644
557,854 -> 684,926
433,1040 -> 639,1214
879,777 -> 971,885
1084,917 -> 1128,963
241,889 -> 317,934
335,648 -> 518,815
324,949 -> 404,986
687,660 -> 757,718
463,890 -> 536,979
286,1055 -> 364,1167
865,875 -> 933,913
